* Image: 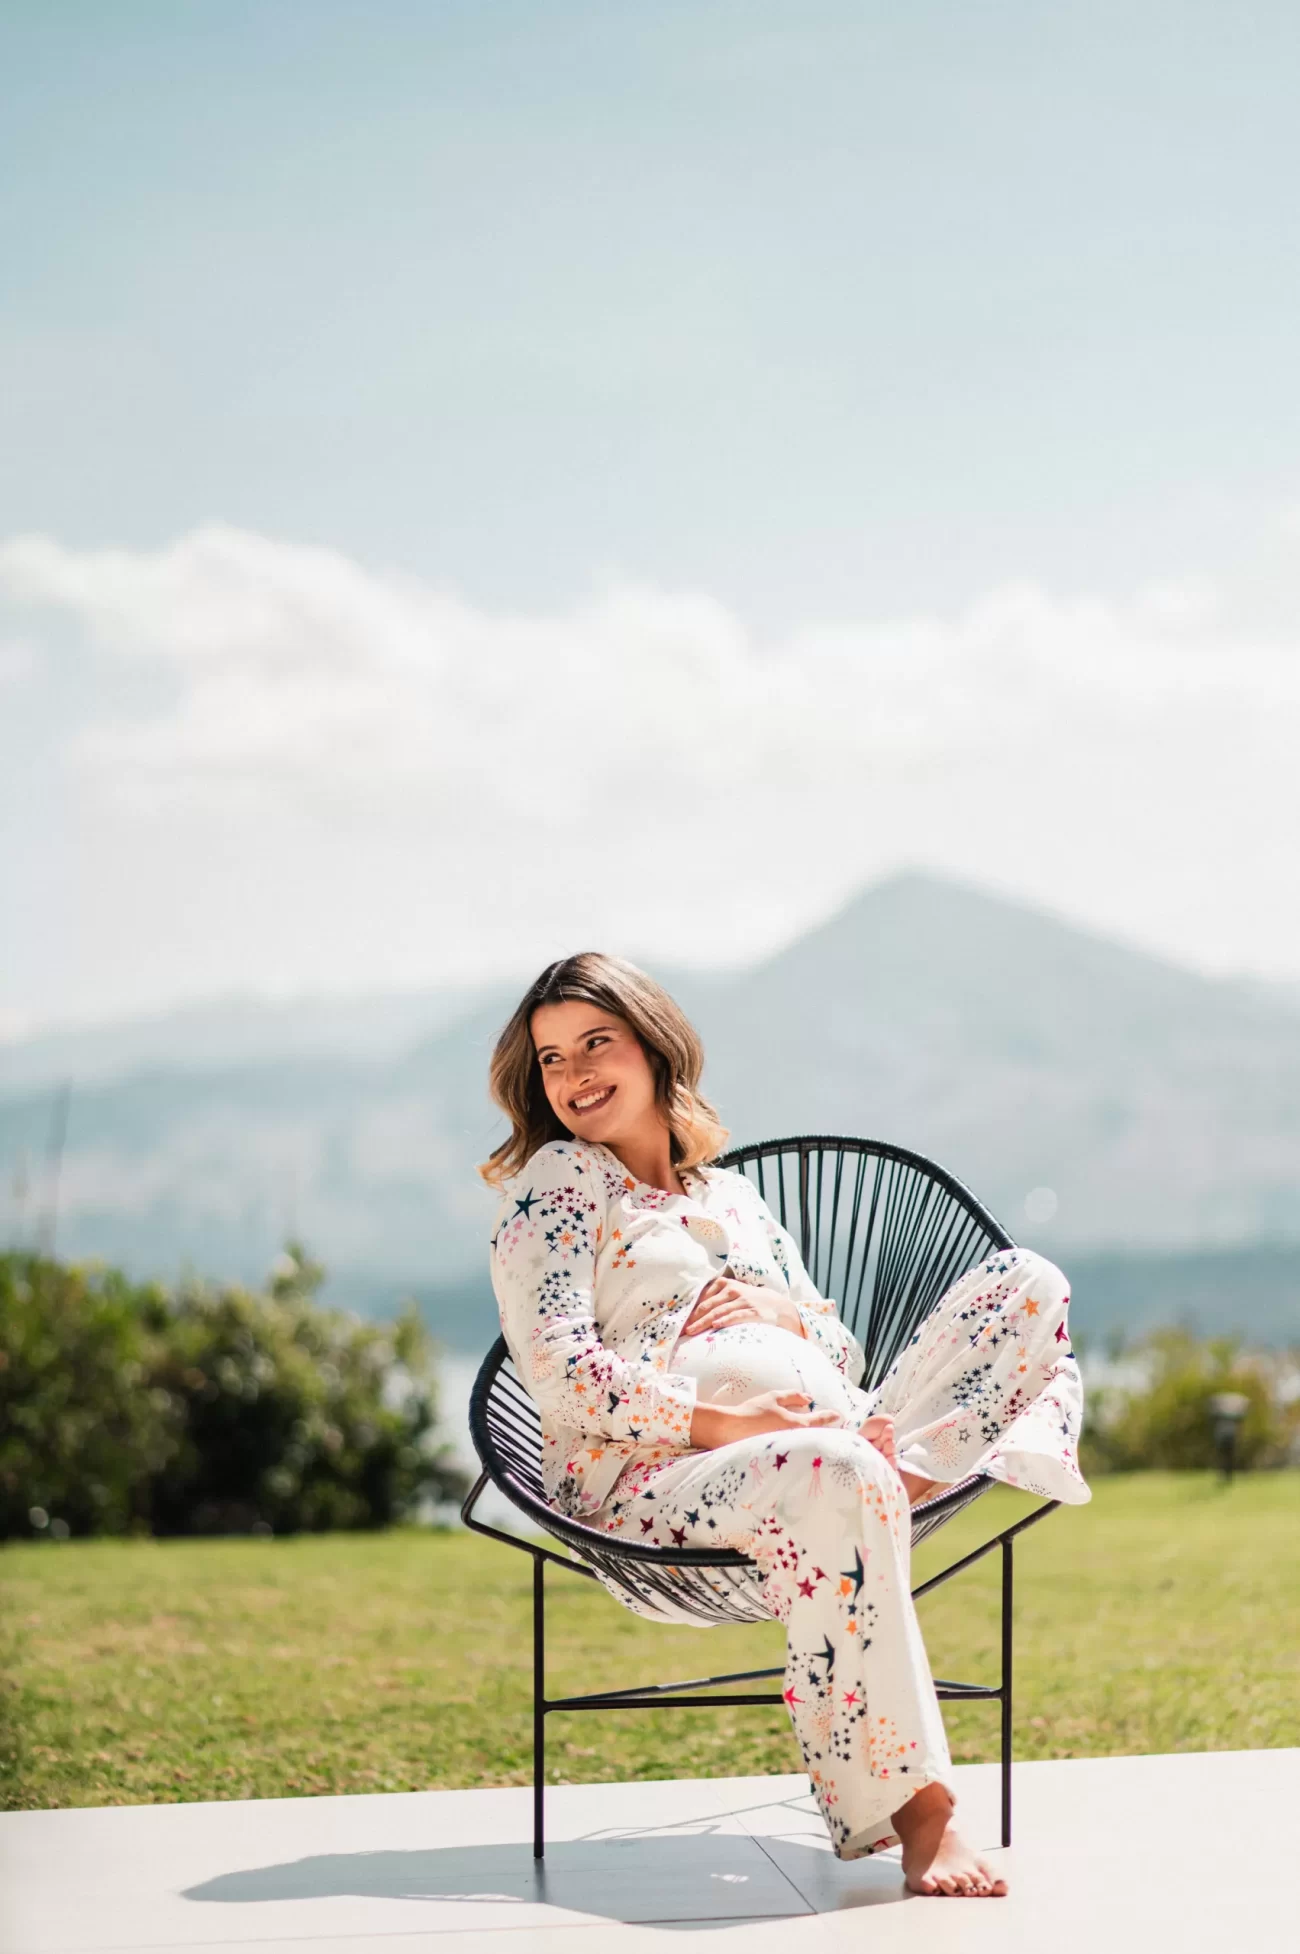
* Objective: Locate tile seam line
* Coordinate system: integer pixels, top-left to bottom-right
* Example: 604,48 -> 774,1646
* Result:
10,1925 -> 616,1954
15,1924 -> 793,1954
740,1826 -> 827,1913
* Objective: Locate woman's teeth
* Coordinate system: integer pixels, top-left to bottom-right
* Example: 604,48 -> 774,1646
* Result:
572,1085 -> 615,1112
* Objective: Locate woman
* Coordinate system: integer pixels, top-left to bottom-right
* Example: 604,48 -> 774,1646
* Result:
481,952 -> 1090,1899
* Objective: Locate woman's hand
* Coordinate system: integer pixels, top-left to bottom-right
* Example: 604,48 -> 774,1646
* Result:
690,1396 -> 902,1475
681,1272 -> 807,1341
691,1390 -> 841,1450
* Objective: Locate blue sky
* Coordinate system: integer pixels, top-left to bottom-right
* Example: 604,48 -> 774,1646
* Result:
3,2 -> 1300,1025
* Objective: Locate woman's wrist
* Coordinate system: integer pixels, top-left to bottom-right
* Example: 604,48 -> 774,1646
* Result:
690,1401 -> 732,1449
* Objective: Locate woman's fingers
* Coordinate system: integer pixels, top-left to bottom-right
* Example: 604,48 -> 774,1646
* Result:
767,1393 -> 840,1430
685,1303 -> 758,1334
683,1280 -> 747,1332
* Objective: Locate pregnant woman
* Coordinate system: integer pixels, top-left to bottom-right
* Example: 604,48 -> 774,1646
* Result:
482,952 -> 1090,1898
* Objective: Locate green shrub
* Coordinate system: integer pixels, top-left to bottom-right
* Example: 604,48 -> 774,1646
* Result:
0,1245 -> 468,1540
1081,1329 -> 1297,1474
0,1255 -> 175,1538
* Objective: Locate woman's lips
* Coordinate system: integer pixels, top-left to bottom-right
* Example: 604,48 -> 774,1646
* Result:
571,1084 -> 616,1113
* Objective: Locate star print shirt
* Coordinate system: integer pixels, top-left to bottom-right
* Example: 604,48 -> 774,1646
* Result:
488,1137 -> 867,1519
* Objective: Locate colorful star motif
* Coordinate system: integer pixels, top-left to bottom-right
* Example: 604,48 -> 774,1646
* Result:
840,1548 -> 865,1601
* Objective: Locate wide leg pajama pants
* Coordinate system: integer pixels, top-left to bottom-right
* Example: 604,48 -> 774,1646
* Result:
590,1246 -> 1091,1859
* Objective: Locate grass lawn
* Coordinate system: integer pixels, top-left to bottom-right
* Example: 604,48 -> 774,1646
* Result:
2,1473 -> 1296,1811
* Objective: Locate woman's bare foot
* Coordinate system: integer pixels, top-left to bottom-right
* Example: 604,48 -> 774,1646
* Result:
855,1418 -> 944,1506
890,1782 -> 1008,1897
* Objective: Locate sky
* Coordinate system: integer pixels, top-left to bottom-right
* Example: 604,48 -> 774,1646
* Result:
3,1 -> 1300,1030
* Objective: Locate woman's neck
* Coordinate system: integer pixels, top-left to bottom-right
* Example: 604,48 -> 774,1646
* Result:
605,1128 -> 686,1197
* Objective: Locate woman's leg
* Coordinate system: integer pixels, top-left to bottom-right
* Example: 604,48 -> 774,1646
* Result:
865,1247 -> 1091,1507
596,1426 -> 1002,1889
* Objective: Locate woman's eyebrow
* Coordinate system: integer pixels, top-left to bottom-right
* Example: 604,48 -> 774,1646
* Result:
536,1021 -> 615,1057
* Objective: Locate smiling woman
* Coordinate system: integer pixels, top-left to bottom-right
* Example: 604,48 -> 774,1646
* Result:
476,953 -> 1089,1897
479,952 -> 727,1195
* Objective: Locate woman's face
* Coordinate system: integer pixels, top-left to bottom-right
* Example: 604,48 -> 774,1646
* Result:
530,999 -> 663,1150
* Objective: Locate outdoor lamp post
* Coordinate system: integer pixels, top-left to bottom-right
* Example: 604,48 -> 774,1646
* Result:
1208,1391 -> 1250,1483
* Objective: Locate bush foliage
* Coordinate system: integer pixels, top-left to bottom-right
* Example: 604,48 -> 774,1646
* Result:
0,1245 -> 468,1540
1080,1328 -> 1300,1475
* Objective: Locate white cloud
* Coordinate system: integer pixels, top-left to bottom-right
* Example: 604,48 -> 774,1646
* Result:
0,637 -> 34,687
3,522 -> 1300,1019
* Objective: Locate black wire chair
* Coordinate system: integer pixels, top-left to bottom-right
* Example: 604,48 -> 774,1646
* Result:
462,1135 -> 1061,1857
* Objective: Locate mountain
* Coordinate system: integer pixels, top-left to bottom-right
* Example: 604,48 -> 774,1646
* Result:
0,987 -> 488,1092
690,874 -> 1300,1249
3,873 -> 1299,1348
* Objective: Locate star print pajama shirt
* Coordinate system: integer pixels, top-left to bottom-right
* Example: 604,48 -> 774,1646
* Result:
490,1137 -> 1090,1861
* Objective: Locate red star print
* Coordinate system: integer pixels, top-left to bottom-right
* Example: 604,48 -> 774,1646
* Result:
842,1690 -> 860,1708
783,1685 -> 804,1707
797,1577 -> 816,1598
670,1526 -> 687,1546
774,1451 -> 789,1469
640,1518 -> 655,1534
1055,1322 -> 1068,1342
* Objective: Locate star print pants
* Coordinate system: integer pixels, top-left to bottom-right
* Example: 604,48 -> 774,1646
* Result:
589,1247 -> 1090,1859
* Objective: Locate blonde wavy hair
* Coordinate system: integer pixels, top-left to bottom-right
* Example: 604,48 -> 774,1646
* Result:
477,952 -> 730,1188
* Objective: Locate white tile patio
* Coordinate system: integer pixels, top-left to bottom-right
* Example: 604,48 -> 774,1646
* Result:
2,1749 -> 1294,1954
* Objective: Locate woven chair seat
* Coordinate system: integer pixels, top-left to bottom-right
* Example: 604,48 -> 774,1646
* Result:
470,1134 -> 1016,1624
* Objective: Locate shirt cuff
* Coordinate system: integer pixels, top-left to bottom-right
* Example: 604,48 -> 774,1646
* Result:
644,1370 -> 699,1447
796,1303 -> 851,1371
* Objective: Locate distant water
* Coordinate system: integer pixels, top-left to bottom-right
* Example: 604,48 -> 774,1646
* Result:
439,1351 -> 532,1531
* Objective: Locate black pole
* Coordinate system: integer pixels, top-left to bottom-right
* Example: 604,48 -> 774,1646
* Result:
533,1552 -> 546,1859
1000,1534 -> 1014,1848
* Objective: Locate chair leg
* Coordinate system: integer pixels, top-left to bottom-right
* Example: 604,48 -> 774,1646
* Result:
533,1552 -> 546,1859
1000,1533 -> 1013,1848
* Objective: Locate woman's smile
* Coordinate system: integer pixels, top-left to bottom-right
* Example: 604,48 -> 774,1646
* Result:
571,1083 -> 616,1113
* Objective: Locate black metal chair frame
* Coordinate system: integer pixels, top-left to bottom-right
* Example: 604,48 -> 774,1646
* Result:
462,1134 -> 1060,1858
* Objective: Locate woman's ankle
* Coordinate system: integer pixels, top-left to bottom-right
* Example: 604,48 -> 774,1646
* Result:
891,1779 -> 955,1836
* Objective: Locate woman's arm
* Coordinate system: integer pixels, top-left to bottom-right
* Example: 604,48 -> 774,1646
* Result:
490,1145 -> 699,1448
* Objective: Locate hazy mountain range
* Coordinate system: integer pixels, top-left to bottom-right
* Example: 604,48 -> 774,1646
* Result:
4,873 -> 1299,1348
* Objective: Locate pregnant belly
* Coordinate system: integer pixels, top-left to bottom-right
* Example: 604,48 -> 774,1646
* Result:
669,1321 -> 865,1426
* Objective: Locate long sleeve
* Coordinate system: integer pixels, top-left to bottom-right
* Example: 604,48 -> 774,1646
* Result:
758,1201 -> 867,1385
490,1144 -> 699,1449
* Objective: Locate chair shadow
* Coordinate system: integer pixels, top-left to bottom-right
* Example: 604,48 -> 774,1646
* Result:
182,1811 -> 909,1928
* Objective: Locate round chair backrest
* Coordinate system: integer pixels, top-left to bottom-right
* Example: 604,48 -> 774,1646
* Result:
719,1135 -> 1014,1392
